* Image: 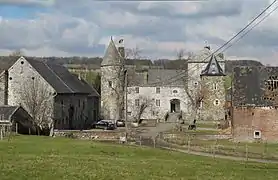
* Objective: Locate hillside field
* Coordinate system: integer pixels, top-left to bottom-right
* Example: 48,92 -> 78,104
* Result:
0,135 -> 277,180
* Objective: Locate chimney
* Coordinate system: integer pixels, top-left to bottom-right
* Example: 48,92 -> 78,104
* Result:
118,39 -> 125,58
4,70 -> 8,105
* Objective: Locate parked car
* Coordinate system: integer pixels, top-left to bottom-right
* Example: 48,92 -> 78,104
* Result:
92,120 -> 116,130
116,120 -> 125,127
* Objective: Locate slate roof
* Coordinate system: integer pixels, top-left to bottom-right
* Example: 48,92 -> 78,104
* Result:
200,54 -> 225,76
0,106 -> 19,121
25,57 -> 99,96
128,69 -> 186,87
102,39 -> 122,66
0,56 -> 19,73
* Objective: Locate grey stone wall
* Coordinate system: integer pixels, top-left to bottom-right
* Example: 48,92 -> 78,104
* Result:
101,65 -> 124,120
8,57 -> 56,129
127,86 -> 189,120
54,94 -> 99,130
54,130 -> 125,140
200,76 -> 226,121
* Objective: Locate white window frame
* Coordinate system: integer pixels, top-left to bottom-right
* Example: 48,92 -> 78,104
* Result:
253,130 -> 261,139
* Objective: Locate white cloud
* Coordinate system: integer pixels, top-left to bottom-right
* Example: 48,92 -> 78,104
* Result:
0,0 -> 278,64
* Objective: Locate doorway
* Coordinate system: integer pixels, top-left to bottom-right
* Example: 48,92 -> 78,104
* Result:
170,99 -> 181,113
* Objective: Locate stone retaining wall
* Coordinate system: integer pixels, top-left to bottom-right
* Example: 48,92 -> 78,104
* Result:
54,130 -> 125,140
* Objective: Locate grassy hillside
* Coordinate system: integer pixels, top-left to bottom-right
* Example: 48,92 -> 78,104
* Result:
0,136 -> 277,180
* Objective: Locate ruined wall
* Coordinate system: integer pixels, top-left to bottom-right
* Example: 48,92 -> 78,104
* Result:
233,107 -> 278,142
200,76 -> 226,121
233,66 -> 278,106
232,66 -> 278,142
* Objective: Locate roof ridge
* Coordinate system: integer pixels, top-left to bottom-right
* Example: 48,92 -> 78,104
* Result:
43,62 -> 75,93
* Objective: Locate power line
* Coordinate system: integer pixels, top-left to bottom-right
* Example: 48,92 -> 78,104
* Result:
148,0 -> 278,86
221,4 -> 278,52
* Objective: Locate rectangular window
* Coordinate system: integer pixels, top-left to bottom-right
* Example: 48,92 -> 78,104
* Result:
108,81 -> 112,87
156,99 -> 160,106
213,83 -> 217,90
156,87 -> 160,94
199,101 -> 203,108
135,87 -> 139,93
135,99 -> 139,106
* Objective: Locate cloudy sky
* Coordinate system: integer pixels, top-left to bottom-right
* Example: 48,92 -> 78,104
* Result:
0,0 -> 277,65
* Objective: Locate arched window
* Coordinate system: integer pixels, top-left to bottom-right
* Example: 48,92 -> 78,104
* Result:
173,90 -> 178,93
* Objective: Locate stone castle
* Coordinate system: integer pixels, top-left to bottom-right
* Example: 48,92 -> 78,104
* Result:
100,38 -> 226,122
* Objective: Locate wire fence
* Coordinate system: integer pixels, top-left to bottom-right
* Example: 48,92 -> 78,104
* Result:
131,132 -> 278,163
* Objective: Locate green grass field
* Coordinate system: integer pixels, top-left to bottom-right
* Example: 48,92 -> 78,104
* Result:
0,135 -> 277,180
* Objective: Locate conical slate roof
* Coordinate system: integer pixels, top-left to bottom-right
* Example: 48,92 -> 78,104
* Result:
200,54 -> 225,76
102,39 -> 122,66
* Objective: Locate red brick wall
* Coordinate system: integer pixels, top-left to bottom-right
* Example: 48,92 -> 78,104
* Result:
233,107 -> 278,142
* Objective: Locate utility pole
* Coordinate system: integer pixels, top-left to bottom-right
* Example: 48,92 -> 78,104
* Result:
124,69 -> 128,140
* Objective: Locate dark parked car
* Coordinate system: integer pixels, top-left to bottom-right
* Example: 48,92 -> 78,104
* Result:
92,120 -> 116,130
116,120 -> 125,127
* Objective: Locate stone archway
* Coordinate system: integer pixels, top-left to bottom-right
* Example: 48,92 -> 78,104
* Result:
170,99 -> 181,113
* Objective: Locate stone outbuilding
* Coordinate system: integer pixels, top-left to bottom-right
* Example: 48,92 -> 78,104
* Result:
0,105 -> 37,134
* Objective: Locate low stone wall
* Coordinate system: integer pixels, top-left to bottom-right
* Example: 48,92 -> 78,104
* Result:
54,130 -> 125,140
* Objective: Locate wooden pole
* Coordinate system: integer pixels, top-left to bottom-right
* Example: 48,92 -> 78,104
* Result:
16,123 -> 18,134
0,126 -> 3,140
245,144 -> 248,162
139,136 -> 142,146
188,140 -> 191,152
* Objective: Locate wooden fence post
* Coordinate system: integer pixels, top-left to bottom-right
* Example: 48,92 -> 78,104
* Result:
0,126 -> 3,140
15,123 -> 18,134
245,144 -> 248,162
188,140 -> 191,152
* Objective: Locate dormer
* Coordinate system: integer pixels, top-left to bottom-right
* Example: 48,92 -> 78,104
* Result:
200,54 -> 225,76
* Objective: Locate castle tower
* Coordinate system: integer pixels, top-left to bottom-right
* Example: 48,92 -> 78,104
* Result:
101,38 -> 125,120
199,53 -> 226,121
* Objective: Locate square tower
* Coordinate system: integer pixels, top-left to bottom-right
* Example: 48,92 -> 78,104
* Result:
199,54 -> 226,121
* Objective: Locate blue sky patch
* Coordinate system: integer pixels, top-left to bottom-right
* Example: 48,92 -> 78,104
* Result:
0,5 -> 50,19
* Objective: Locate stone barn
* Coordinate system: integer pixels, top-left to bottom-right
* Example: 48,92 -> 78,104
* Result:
232,66 -> 278,142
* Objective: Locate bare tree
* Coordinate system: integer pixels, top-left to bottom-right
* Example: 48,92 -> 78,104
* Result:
9,50 -> 24,57
176,49 -> 186,60
175,50 -> 208,123
132,96 -> 153,124
125,45 -> 142,60
185,80 -> 208,123
17,78 -> 56,136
